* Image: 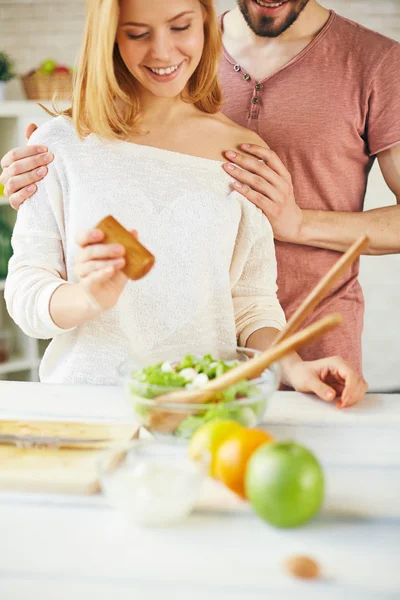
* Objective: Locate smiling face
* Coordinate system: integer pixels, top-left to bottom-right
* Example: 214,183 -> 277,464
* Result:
116,0 -> 206,99
237,0 -> 311,38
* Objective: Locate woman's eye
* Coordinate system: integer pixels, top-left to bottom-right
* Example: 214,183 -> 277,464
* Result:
172,25 -> 191,32
126,24 -> 190,40
127,32 -> 148,40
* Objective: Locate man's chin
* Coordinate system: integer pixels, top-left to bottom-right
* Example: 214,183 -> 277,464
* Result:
238,0 -> 310,38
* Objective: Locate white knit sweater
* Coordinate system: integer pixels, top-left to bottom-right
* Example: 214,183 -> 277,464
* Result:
5,117 -> 285,385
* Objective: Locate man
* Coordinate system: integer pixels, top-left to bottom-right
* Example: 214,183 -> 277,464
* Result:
1,0 -> 399,377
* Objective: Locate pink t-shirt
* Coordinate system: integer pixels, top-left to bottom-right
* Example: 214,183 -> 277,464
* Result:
219,11 -> 400,373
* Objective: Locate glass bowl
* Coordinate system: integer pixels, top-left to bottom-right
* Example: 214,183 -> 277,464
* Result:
119,345 -> 280,441
98,440 -> 209,526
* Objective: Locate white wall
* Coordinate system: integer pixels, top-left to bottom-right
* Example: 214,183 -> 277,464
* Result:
0,0 -> 399,389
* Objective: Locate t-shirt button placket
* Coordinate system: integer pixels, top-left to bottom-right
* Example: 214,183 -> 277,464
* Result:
251,94 -> 260,119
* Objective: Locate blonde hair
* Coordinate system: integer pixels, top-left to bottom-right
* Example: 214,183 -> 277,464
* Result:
57,0 -> 222,140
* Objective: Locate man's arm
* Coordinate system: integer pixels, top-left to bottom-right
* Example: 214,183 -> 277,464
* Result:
298,144 -> 400,255
224,143 -> 400,256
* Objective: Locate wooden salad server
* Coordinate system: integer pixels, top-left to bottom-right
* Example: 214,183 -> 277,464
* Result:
153,234 -> 368,407
271,235 -> 369,346
147,313 -> 342,432
155,312 -> 343,406
147,236 -> 369,431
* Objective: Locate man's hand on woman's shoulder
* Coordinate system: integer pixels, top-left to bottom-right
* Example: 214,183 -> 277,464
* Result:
223,136 -> 303,243
0,122 -> 54,210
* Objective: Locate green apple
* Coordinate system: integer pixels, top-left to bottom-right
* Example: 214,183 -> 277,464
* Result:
40,59 -> 57,74
245,442 -> 324,528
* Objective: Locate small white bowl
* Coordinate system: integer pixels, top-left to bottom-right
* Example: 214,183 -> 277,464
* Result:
98,440 -> 209,526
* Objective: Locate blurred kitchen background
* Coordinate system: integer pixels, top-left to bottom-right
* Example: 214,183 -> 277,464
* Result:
0,1 -> 399,390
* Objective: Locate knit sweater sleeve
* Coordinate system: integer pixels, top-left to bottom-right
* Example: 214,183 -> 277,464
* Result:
5,124 -> 76,339
230,199 -> 286,347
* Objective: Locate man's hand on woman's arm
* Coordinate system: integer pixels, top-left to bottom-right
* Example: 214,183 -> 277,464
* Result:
0,123 -> 54,209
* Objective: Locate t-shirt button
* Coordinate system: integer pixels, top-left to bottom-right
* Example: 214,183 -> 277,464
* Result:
243,73 -> 251,81
234,64 -> 241,72
252,97 -> 259,104
255,83 -> 263,91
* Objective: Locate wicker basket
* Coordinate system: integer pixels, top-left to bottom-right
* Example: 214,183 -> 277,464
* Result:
21,71 -> 73,101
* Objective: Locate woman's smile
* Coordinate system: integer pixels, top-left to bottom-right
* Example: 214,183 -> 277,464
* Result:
143,60 -> 186,83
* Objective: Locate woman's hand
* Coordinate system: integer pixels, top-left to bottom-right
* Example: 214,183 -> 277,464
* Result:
75,227 -> 137,312
0,123 -> 53,210
284,356 -> 368,408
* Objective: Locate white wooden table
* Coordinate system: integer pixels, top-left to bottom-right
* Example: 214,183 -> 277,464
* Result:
0,382 -> 399,600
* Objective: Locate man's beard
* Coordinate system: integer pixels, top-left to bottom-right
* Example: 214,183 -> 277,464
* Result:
237,0 -> 311,38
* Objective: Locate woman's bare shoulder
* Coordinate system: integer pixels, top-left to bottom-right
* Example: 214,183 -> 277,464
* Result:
218,112 -> 268,147
195,112 -> 268,160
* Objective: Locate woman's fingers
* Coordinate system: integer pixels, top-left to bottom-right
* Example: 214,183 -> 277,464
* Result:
79,242 -> 125,262
75,230 -> 127,281
307,376 -> 338,403
76,257 -> 125,278
84,265 -> 117,286
76,227 -> 137,249
321,357 -> 368,408
75,229 -> 105,247
75,226 -> 137,279
338,376 -> 368,409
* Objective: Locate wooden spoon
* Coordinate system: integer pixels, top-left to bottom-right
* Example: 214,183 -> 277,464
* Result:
272,235 -> 369,346
154,312 -> 343,406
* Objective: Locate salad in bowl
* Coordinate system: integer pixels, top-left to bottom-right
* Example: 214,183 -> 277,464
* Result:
120,345 -> 280,440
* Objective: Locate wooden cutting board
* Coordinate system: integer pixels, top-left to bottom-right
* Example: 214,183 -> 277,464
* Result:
0,419 -> 139,495
0,419 -> 138,448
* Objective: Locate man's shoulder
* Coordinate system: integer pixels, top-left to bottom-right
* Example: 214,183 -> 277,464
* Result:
29,115 -> 78,150
333,12 -> 399,61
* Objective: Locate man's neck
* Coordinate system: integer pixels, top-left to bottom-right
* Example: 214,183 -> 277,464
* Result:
224,1 -> 330,48
222,1 -> 331,81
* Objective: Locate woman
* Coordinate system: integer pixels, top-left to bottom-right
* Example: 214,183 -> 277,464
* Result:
5,0 -> 366,406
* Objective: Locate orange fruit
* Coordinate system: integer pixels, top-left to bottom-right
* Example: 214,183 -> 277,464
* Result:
188,420 -> 243,476
214,428 -> 274,498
